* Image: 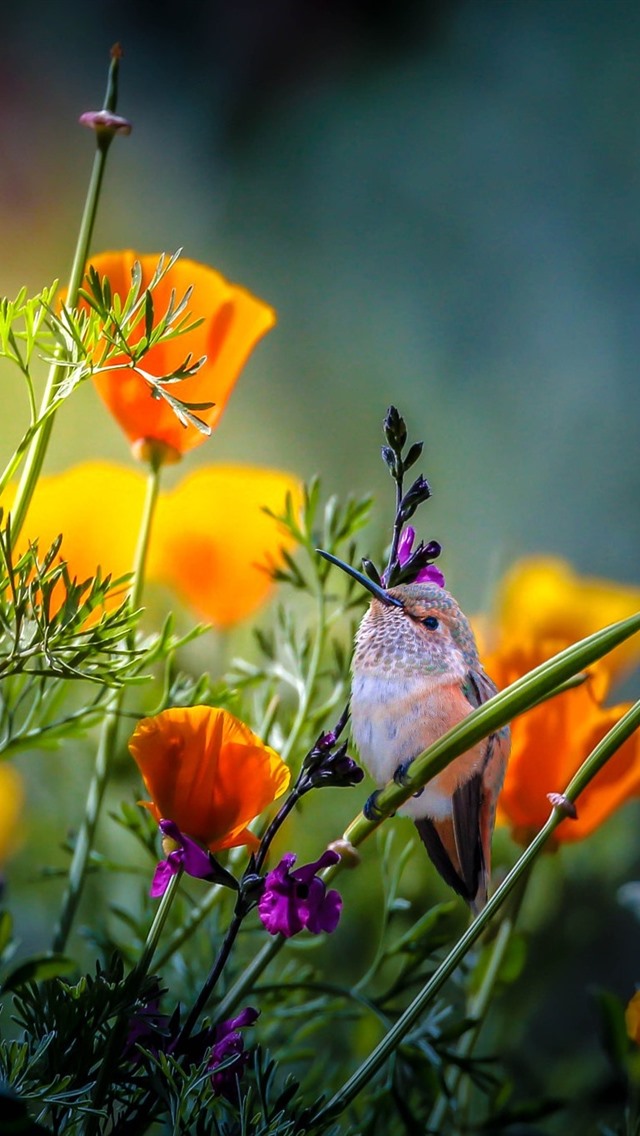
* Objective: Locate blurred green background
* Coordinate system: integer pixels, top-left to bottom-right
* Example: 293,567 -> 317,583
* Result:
2,1 -> 640,1129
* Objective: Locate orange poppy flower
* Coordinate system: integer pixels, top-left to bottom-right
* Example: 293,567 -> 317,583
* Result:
86,251 -> 275,458
128,705 -> 290,853
487,636 -> 640,844
149,465 -> 303,629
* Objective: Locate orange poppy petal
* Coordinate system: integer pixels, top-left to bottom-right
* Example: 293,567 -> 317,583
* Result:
128,705 -> 290,851
490,637 -> 640,844
149,465 -> 303,629
87,252 -> 276,454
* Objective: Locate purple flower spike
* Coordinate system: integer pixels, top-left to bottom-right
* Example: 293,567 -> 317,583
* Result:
397,525 -> 416,565
208,1007 -> 259,1099
150,819 -> 217,898
415,563 -> 446,587
258,850 -> 343,938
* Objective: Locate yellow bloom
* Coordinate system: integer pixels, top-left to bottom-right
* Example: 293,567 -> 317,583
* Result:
626,990 -> 640,1045
2,463 -> 146,610
0,764 -> 24,866
3,461 -> 301,628
85,251 -> 275,460
129,705 -> 290,852
149,465 -> 303,629
497,557 -> 640,682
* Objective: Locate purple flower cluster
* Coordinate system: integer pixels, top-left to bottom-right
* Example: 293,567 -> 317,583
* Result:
208,1007 -> 260,1099
396,526 -> 445,587
258,849 -> 342,937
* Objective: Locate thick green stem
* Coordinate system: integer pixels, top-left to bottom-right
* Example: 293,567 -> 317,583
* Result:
9,51 -> 122,544
51,462 -> 162,954
311,697 -> 640,1128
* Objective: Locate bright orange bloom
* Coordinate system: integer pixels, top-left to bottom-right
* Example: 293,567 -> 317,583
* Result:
483,558 -> 640,846
87,251 -> 275,458
626,991 -> 640,1045
0,764 -> 25,866
487,638 -> 640,844
129,705 -> 290,852
149,465 -> 303,629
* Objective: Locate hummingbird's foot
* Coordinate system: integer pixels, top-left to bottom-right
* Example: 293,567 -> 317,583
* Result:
393,761 -> 425,798
363,791 -> 384,821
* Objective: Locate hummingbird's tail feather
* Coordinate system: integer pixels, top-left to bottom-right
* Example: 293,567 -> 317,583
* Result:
414,772 -> 487,911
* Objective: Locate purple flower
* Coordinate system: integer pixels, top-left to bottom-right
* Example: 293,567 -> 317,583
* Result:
125,992 -> 171,1061
208,1007 -> 259,1099
396,525 -> 446,587
150,819 -> 218,897
258,850 -> 343,937
79,109 -> 132,136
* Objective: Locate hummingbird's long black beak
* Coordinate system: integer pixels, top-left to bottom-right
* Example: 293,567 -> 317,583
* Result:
316,549 -> 404,607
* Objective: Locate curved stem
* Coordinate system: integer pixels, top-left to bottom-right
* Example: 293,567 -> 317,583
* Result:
9,51 -> 122,544
50,462 -> 162,954
310,697 -> 640,1129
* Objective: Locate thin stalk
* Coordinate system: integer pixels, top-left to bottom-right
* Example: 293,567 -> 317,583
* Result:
87,870 -> 182,1131
427,915 -> 514,1132
51,461 -> 162,954
311,698 -> 640,1128
9,50 -> 123,544
212,617 -> 640,1022
174,908 -> 245,1049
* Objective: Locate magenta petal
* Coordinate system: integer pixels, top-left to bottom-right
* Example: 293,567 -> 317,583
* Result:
416,564 -> 446,587
150,859 -> 175,898
397,526 -> 416,565
292,849 -> 340,885
180,833 -> 215,879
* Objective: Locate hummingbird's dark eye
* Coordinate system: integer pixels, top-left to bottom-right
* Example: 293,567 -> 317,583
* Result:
422,615 -> 439,630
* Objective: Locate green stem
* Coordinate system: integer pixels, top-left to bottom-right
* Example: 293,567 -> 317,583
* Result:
310,697 -> 640,1129
212,620 -> 640,1023
427,915 -> 514,1132
51,461 -> 162,954
87,870 -> 182,1131
9,51 -> 122,544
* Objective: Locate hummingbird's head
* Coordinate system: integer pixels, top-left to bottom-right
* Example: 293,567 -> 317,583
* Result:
316,551 -> 479,674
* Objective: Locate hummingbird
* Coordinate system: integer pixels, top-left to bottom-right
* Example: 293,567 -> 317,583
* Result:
319,552 -> 510,913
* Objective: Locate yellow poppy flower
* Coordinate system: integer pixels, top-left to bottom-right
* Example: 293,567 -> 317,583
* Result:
0,764 -> 25,866
149,465 -> 302,629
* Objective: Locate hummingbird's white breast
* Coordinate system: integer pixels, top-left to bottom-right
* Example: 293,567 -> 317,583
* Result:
351,670 -> 472,821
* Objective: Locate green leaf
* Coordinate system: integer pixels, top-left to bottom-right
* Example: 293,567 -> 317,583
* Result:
592,987 -> 631,1071
1,954 -> 76,994
386,901 -> 459,957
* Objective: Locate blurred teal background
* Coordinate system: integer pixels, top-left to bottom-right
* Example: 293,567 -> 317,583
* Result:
2,1 -> 640,1129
